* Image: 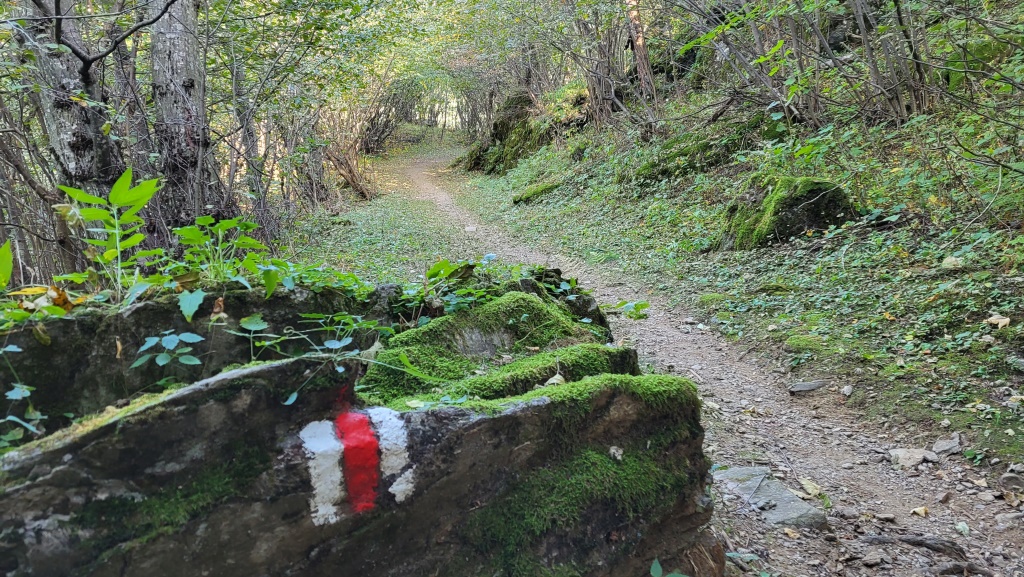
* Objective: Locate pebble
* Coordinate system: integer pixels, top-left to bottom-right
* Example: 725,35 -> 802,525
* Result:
999,473 -> 1024,492
875,513 -> 896,522
935,491 -> 953,504
862,550 -> 884,567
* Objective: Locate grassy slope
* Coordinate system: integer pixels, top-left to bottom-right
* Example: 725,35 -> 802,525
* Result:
456,105 -> 1024,460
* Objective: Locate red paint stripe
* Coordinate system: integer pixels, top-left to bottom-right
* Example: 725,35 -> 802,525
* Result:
335,411 -> 380,513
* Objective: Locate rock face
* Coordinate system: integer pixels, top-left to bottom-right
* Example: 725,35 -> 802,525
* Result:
0,282 -> 719,577
720,175 -> 855,250
713,466 -> 828,529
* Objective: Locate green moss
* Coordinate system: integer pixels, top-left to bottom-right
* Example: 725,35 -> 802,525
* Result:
361,292 -> 596,402
465,448 -> 699,577
784,334 -> 825,353
697,293 -> 726,308
722,175 -> 853,250
513,181 -> 560,204
384,344 -> 639,410
76,443 -> 269,562
464,373 -> 701,431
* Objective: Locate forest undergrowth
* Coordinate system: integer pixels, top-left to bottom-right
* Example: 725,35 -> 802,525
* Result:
455,104 -> 1024,460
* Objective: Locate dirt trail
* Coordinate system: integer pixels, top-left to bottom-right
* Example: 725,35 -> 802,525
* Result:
399,157 -> 1024,577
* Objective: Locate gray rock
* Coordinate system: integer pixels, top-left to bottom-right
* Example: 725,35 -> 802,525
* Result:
788,380 -> 830,394
862,549 -> 884,567
889,448 -> 939,468
714,466 -> 827,529
995,512 -> 1024,525
999,473 -> 1024,492
932,433 -> 961,456
841,385 -> 854,397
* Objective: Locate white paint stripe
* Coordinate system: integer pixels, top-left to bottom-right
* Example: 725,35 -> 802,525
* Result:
366,407 -> 416,503
389,467 -> 417,503
366,407 -> 410,477
299,420 -> 347,525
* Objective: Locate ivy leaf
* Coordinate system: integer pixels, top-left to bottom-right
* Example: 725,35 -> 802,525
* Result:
178,332 -> 205,343
177,355 -> 202,366
155,352 -> 172,366
178,289 -> 206,322
240,314 -> 269,332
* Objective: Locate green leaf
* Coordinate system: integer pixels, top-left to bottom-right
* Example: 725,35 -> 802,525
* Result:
240,314 -> 270,332
130,354 -> 152,368
323,337 -> 353,350
178,332 -> 205,343
177,355 -> 202,365
178,289 -> 206,322
397,352 -> 446,382
3,415 -> 39,434
651,559 -> 663,577
107,169 -> 134,205
0,240 -> 12,290
120,233 -> 146,250
58,185 -> 106,205
262,269 -> 279,298
123,281 -> 152,307
283,392 -> 298,405
5,384 -> 31,400
195,215 -> 216,226
78,207 -> 113,221
155,352 -> 172,366
139,336 -> 160,352
161,334 -> 180,350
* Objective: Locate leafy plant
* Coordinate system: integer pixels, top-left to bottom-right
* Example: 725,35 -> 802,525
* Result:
54,169 -> 162,301
612,300 -> 650,320
167,216 -> 267,287
650,558 -> 687,577
132,330 -> 205,368
1,344 -> 44,447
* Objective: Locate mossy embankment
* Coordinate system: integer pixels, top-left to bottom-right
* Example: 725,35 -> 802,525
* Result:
456,99 -> 1024,460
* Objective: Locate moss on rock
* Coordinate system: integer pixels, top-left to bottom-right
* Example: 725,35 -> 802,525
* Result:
461,373 -> 703,576
513,181 -> 560,204
720,175 -> 855,250
360,292 -> 597,401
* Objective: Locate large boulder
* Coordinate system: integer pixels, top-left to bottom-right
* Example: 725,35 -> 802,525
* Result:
719,175 -> 855,249
0,281 -> 719,577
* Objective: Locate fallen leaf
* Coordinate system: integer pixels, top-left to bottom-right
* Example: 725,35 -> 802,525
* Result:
8,286 -> 49,296
116,337 -> 123,359
544,373 -> 566,386
783,528 -> 800,539
49,285 -> 72,312
525,346 -> 540,352
954,521 -> 970,536
788,488 -> 812,500
985,314 -> 1011,329
798,478 -> 822,497
971,478 -> 988,488
911,506 -> 928,517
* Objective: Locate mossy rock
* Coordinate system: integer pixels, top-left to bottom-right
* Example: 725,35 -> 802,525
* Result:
629,114 -> 766,185
784,334 -> 825,353
513,181 -> 560,204
720,175 -> 855,250
360,291 -> 598,402
387,344 -> 640,409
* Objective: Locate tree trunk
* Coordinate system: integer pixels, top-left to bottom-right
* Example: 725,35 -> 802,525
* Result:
625,0 -> 656,100
151,0 -> 233,236
18,0 -> 123,195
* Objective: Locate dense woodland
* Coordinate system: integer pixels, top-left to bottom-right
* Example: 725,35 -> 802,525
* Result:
1,0 -> 1021,280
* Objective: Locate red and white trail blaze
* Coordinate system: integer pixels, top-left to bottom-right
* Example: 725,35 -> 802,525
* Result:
299,407 -> 414,525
